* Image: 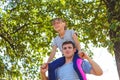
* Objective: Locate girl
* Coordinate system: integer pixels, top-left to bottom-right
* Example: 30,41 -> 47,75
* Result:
47,18 -> 83,63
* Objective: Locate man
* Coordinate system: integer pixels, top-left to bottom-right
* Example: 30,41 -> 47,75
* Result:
40,41 -> 103,80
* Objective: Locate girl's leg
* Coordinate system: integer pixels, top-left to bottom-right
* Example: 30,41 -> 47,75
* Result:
48,57 -> 65,80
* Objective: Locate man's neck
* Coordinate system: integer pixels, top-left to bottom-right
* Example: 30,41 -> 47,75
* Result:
65,56 -> 73,64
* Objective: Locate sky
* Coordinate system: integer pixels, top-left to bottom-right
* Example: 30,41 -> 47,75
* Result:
86,47 -> 119,80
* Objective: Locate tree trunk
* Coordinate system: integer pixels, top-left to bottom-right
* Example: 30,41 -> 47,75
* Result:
114,40 -> 120,78
109,26 -> 120,79
103,0 -> 120,79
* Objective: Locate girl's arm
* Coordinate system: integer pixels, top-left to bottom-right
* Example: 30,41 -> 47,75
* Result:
47,45 -> 57,63
72,33 -> 81,52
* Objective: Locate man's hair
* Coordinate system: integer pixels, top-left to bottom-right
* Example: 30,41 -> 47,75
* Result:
51,18 -> 67,30
62,41 -> 75,48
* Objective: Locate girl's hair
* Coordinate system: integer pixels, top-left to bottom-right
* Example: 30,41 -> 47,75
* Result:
51,18 -> 67,30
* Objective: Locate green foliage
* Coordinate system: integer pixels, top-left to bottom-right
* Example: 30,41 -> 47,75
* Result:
0,0 -> 120,79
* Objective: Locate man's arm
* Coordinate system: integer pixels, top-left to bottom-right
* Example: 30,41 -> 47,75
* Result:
40,63 -> 48,80
87,57 -> 103,75
40,72 -> 48,80
79,52 -> 103,76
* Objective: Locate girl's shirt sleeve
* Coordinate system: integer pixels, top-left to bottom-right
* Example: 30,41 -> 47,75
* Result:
70,29 -> 76,36
51,38 -> 57,47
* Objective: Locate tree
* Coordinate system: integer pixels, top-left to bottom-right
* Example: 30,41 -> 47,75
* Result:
103,0 -> 120,78
0,0 -> 120,79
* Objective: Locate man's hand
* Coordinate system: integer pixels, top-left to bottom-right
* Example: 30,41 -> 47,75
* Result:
40,63 -> 49,80
40,63 -> 48,74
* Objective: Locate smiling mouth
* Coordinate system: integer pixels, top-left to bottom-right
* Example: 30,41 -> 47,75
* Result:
65,52 -> 70,54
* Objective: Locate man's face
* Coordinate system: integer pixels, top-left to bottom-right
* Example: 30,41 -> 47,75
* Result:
52,20 -> 65,31
62,44 -> 76,58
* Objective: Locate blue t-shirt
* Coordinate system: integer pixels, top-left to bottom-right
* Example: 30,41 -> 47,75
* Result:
56,60 -> 92,80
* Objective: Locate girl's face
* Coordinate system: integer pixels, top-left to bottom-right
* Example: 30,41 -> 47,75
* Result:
52,20 -> 66,32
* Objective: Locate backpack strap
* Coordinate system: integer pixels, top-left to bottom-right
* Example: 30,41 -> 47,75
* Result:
76,59 -> 87,80
73,54 -> 87,80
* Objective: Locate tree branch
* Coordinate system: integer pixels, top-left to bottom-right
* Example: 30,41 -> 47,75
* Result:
12,22 -> 41,34
0,33 -> 15,50
93,0 -> 102,21
102,0 -> 116,23
13,23 -> 29,34
102,0 -> 108,8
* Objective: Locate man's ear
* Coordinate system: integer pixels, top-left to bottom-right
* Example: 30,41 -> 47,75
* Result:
61,50 -> 63,53
73,48 -> 76,52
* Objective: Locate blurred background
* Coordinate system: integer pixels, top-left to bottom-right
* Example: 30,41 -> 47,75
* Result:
0,0 -> 120,80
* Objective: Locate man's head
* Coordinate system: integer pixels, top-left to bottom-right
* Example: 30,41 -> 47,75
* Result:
51,18 -> 67,31
62,41 -> 76,58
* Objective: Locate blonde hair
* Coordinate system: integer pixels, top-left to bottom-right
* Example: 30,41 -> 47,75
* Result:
51,18 -> 67,30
